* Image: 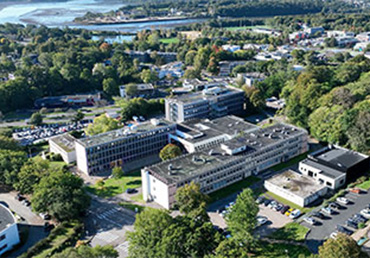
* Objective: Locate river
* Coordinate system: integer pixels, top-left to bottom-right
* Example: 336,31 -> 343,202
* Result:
0,0 -> 203,33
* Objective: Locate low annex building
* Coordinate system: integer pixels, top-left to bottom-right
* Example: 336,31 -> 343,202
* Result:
49,134 -> 76,164
264,170 -> 328,207
142,123 -> 308,209
299,145 -> 370,190
0,204 -> 20,256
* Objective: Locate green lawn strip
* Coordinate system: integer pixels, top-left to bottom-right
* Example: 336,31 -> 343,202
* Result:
208,176 -> 260,203
263,191 -> 313,214
130,193 -> 145,203
254,241 -> 311,258
119,201 -> 145,213
356,179 -> 370,190
159,37 -> 179,44
269,222 -> 309,242
86,170 -> 142,198
269,153 -> 308,172
49,161 -> 67,170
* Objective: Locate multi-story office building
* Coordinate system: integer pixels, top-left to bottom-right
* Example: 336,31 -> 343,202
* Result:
170,115 -> 259,153
0,204 -> 19,256
142,123 -> 308,209
165,86 -> 244,123
75,119 -> 176,175
299,145 -> 370,190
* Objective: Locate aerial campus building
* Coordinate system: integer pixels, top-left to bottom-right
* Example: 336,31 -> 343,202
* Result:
0,205 -> 19,256
142,121 -> 308,209
165,86 -> 244,123
75,119 -> 176,175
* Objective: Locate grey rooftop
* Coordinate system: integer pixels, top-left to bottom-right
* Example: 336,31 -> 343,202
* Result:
0,204 -> 15,232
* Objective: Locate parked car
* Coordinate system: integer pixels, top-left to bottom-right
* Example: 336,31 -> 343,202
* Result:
360,209 -> 370,218
336,225 -> 353,235
263,199 -> 271,207
268,200 -> 278,209
285,208 -> 294,217
329,202 -> 341,209
346,220 -> 358,229
280,205 -> 290,214
336,197 -> 349,205
289,209 -> 301,219
256,216 -> 268,227
312,212 -> 326,220
304,217 -> 316,225
330,232 -> 338,239
321,207 -> 333,215
126,188 -> 137,194
349,188 -> 361,194
353,213 -> 368,223
274,203 -> 284,212
39,213 -> 51,220
15,194 -> 25,201
256,196 -> 265,204
21,199 -> 31,207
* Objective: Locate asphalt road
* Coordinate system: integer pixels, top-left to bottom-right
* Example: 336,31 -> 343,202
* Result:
85,196 -> 136,258
304,190 -> 370,253
0,189 -> 47,257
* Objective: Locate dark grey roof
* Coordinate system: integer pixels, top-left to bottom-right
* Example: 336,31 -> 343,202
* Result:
0,204 -> 15,232
301,159 -> 345,179
315,148 -> 368,170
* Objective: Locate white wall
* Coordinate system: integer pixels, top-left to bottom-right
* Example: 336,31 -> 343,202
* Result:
141,171 -> 171,209
49,140 -> 76,164
0,220 -> 20,255
75,141 -> 89,175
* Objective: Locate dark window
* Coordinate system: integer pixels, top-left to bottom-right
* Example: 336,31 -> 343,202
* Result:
0,244 -> 7,252
0,235 -> 5,241
326,182 -> 332,187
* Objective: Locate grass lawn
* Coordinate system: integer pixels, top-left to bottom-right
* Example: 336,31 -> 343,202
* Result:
160,37 -> 179,44
86,170 -> 142,198
269,153 -> 308,172
209,176 -> 260,203
263,191 -> 314,214
254,241 -> 311,258
356,179 -> 370,190
119,201 -> 145,213
130,193 -> 145,203
49,161 -> 67,170
225,25 -> 272,31
269,222 -> 309,242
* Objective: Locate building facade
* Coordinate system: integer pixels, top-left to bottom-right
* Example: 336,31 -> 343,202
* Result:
165,86 -> 244,123
49,134 -> 76,164
75,119 -> 176,175
0,205 -> 19,256
142,123 -> 308,209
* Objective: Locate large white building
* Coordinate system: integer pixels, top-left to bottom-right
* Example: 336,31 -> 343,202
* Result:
142,122 -> 308,209
0,204 -> 19,256
75,119 -> 176,175
170,115 -> 259,153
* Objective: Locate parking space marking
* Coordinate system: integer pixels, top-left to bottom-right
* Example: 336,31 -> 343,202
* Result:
95,231 -> 120,243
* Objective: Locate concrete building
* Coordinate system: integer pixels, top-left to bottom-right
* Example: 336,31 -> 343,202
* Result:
219,61 -> 248,76
49,134 -> 76,164
356,32 -> 370,42
142,123 -> 308,209
170,115 -> 259,153
237,73 -> 266,87
165,86 -> 244,123
299,145 -> 370,190
75,119 -> 176,175
264,170 -> 328,207
119,84 -> 155,98
0,204 -> 20,256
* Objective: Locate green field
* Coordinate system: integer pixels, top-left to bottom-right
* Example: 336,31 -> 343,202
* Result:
86,170 -> 142,198
159,37 -> 179,44
119,201 -> 145,213
269,153 -> 308,172
209,176 -> 260,203
356,179 -> 370,190
269,222 -> 309,242
254,241 -> 311,258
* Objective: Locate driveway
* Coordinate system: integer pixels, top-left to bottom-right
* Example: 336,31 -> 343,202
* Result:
304,190 -> 370,253
255,204 -> 292,237
85,196 -> 136,258
0,190 -> 47,257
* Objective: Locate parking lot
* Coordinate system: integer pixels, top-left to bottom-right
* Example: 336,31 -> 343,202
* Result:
12,120 -> 91,145
255,204 -> 292,237
304,189 -> 370,253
